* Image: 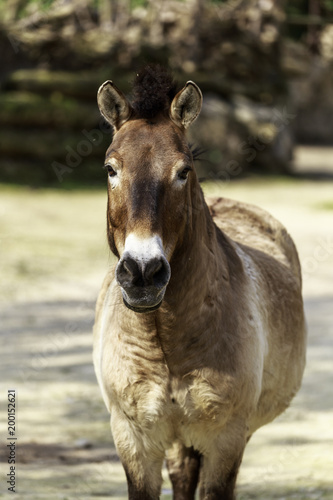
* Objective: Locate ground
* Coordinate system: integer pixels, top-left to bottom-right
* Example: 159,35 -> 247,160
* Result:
0,146 -> 332,499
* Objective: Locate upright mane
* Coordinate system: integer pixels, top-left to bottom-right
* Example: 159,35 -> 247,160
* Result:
131,65 -> 178,119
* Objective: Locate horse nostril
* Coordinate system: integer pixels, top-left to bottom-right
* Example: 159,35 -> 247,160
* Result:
144,257 -> 170,287
117,257 -> 143,287
117,255 -> 170,290
123,260 -> 135,277
145,260 -> 162,281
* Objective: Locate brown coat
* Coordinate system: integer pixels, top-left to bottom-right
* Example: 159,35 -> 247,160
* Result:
93,67 -> 306,500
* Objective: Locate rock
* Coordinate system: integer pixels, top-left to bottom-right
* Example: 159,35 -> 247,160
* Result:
288,56 -> 333,144
189,94 -> 294,180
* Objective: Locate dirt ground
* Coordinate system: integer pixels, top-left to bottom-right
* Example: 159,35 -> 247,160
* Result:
0,146 -> 333,499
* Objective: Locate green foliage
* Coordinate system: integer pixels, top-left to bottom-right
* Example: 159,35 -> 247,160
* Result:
285,0 -> 333,42
323,0 -> 333,12
39,0 -> 54,8
286,0 -> 333,16
285,0 -> 308,16
22,0 -> 56,12
285,3 -> 308,41
0,0 -> 56,20
130,0 -> 149,8
317,200 -> 333,210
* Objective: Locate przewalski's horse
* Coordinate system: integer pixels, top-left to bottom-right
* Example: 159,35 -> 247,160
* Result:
93,66 -> 306,500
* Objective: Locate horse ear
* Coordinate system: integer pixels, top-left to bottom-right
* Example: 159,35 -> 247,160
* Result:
97,80 -> 132,130
170,81 -> 202,129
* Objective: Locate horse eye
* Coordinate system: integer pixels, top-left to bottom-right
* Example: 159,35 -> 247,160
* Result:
178,166 -> 192,180
105,165 -> 117,177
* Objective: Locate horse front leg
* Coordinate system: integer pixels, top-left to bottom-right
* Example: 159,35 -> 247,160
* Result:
166,442 -> 201,500
124,465 -> 163,500
111,410 -> 165,500
199,456 -> 241,500
199,429 -> 246,500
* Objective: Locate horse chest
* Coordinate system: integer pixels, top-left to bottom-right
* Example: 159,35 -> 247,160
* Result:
103,337 -> 169,424
170,374 -> 236,427
108,349 -> 237,448
100,313 -> 243,449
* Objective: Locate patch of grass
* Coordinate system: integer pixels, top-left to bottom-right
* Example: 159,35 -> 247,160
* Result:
316,200 -> 333,210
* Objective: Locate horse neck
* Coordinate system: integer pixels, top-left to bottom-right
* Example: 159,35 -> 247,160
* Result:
164,181 -> 227,313
153,182 -> 239,375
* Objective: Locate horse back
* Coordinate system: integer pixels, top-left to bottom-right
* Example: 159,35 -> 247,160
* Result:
208,196 -> 302,288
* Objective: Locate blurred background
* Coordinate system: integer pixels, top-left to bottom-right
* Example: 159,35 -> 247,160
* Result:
1,0 -> 333,185
0,1 -> 333,499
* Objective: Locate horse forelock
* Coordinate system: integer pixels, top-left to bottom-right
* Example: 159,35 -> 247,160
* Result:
131,64 -> 178,120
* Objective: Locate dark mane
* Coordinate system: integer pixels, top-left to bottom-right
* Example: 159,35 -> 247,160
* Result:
131,65 -> 178,119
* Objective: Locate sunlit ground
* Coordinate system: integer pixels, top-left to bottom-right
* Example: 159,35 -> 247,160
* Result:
0,146 -> 332,499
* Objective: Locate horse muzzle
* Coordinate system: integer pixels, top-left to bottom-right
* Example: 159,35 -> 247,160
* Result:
116,253 -> 171,313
